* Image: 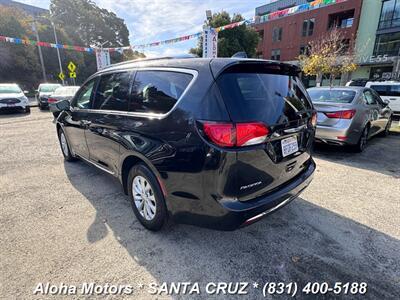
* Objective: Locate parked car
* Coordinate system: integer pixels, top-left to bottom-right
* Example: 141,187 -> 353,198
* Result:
0,83 -> 30,113
36,83 -> 62,110
48,86 -> 80,117
307,87 -> 393,151
365,81 -> 400,115
52,58 -> 316,231
345,78 -> 369,87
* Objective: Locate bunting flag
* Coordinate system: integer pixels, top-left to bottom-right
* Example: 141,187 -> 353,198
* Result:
0,32 -> 202,54
0,35 -> 96,53
0,0 -> 348,53
259,0 -> 347,23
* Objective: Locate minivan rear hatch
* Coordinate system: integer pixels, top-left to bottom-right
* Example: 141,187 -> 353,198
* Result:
214,61 -> 315,201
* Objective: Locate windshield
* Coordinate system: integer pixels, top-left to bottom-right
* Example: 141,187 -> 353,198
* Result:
370,85 -> 400,97
40,84 -> 61,93
308,89 -> 356,103
217,72 -> 312,124
0,85 -> 22,94
53,87 -> 79,96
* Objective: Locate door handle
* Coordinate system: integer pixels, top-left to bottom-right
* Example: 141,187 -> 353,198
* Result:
80,120 -> 92,126
389,98 -> 397,100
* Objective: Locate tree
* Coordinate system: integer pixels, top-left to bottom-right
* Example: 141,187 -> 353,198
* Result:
123,50 -> 146,61
189,11 -> 259,58
49,0 -> 133,79
0,6 -> 42,89
298,28 -> 357,87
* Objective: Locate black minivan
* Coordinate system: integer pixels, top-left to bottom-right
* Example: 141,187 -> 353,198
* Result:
53,57 -> 316,231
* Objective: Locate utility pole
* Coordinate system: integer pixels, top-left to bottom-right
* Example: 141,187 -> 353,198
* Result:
32,20 -> 47,82
51,21 -> 64,85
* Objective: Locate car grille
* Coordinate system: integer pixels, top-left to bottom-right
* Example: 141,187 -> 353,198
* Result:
0,98 -> 20,104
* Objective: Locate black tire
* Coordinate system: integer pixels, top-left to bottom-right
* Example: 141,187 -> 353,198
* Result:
25,106 -> 31,113
128,164 -> 167,231
57,128 -> 77,162
354,125 -> 369,152
38,102 -> 43,110
380,117 -> 392,137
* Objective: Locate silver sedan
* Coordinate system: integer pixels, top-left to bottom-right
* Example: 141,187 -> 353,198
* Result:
307,87 -> 393,152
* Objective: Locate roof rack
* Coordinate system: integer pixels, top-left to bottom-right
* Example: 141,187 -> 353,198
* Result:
102,54 -> 198,70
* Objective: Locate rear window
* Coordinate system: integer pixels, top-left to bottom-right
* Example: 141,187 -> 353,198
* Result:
370,85 -> 400,97
130,71 -> 193,114
53,87 -> 80,96
308,89 -> 356,103
217,72 -> 312,124
40,84 -> 61,92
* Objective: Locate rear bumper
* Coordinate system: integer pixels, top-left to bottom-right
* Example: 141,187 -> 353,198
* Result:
315,124 -> 359,145
171,159 -> 316,230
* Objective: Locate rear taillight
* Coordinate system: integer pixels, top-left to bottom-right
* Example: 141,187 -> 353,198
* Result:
203,123 -> 235,147
311,111 -> 317,127
202,122 -> 269,147
47,98 -> 57,103
324,109 -> 356,119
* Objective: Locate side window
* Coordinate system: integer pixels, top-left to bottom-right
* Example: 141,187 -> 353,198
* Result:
93,72 -> 131,111
363,90 -> 377,105
73,79 -> 96,109
130,71 -> 193,114
370,89 -> 384,105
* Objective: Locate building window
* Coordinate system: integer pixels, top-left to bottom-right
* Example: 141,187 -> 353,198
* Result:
302,19 -> 315,37
328,10 -> 355,29
271,49 -> 281,60
272,27 -> 282,42
374,32 -> 400,56
378,0 -> 400,30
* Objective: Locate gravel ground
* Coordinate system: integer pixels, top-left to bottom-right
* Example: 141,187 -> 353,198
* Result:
1,108 -> 399,299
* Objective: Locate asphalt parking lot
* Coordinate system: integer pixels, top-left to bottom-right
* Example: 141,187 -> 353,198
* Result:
1,108 -> 399,299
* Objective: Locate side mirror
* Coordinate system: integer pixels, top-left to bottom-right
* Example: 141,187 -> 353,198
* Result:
382,99 -> 390,107
24,90 -> 29,95
50,99 -> 70,113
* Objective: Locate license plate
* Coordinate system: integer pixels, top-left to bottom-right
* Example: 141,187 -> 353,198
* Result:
281,136 -> 298,157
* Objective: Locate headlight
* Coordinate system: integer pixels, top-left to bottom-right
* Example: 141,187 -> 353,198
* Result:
19,96 -> 29,103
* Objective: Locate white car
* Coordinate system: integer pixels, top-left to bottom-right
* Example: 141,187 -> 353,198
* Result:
36,83 -> 62,110
0,83 -> 30,113
365,81 -> 400,114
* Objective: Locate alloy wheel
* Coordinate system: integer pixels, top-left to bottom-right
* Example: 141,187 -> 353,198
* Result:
386,118 -> 392,134
132,175 -> 156,221
360,127 -> 368,151
60,132 -> 69,156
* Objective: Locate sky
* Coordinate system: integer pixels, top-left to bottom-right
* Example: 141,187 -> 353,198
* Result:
20,0 -> 267,57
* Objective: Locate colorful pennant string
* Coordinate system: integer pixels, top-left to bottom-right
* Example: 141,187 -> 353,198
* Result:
258,0 -> 347,23
0,0 -> 346,53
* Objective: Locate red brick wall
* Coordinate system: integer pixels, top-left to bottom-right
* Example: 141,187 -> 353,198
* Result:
254,0 -> 363,61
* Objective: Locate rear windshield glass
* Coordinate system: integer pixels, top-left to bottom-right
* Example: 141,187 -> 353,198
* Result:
0,85 -> 21,94
308,89 -> 356,103
53,87 -> 79,96
370,85 -> 400,97
217,72 -> 312,124
40,84 -> 61,92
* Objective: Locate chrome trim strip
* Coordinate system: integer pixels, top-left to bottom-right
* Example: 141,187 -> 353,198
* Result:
71,67 -> 198,120
245,196 -> 293,224
283,124 -> 307,133
77,155 -> 115,175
